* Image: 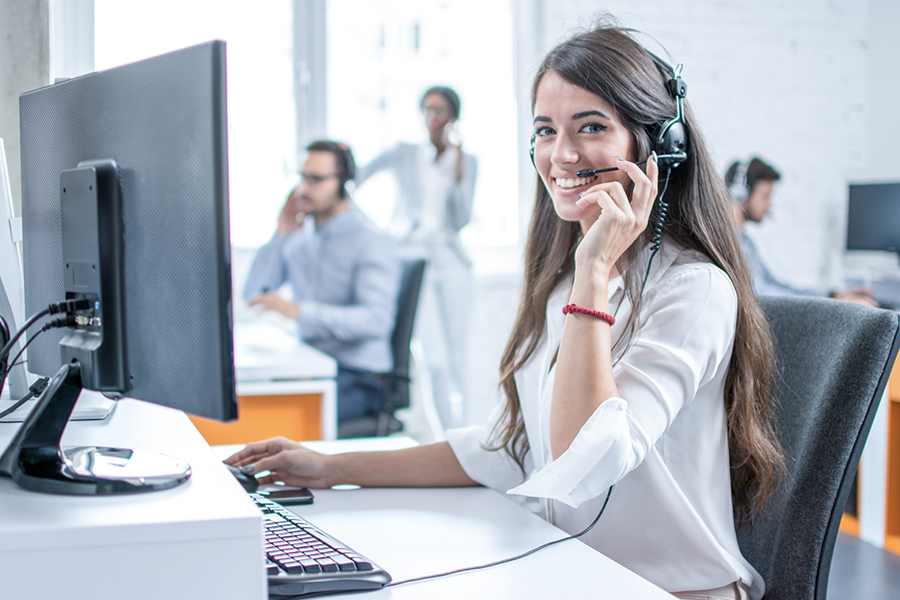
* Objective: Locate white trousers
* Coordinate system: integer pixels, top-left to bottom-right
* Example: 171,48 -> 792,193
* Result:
403,242 -> 473,429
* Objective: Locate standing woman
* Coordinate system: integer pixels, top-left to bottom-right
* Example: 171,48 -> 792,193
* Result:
355,85 -> 478,428
229,22 -> 783,600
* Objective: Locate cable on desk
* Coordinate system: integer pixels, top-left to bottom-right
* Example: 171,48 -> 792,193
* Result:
0,315 -> 75,419
385,485 -> 614,588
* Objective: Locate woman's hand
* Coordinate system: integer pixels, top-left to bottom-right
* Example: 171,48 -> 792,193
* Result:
573,153 -> 660,279
224,437 -> 335,488
447,124 -> 465,183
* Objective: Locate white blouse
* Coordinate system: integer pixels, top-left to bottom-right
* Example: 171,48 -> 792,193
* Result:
446,238 -> 764,599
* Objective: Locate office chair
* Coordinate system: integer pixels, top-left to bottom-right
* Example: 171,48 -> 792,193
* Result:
736,296 -> 900,600
338,258 -> 427,438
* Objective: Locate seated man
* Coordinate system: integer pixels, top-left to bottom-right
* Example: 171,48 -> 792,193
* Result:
243,140 -> 401,426
726,156 -> 876,306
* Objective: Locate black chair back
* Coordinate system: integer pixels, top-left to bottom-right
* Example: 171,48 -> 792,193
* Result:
736,296 -> 900,599
389,258 -> 427,400
338,258 -> 426,438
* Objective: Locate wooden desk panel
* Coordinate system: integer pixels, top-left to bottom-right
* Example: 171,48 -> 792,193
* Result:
190,393 -> 323,445
887,390 -> 900,554
842,356 -> 900,555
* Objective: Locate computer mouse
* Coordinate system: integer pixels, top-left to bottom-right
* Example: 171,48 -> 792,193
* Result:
225,462 -> 259,492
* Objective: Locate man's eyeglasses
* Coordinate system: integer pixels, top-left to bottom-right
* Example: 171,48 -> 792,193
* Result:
299,172 -> 339,185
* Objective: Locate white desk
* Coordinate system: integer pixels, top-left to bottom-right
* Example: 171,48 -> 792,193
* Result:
0,399 -> 265,600
235,318 -> 337,386
0,400 -> 673,600
213,441 -> 675,600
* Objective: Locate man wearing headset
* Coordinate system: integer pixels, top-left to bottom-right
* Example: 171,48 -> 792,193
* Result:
244,140 -> 401,427
726,156 -> 876,306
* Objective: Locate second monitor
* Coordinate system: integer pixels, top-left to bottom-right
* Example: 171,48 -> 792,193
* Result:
846,182 -> 900,257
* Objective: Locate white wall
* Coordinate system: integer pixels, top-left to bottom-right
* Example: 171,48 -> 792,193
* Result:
0,0 -> 50,215
461,0 -> 900,427
540,0 -> 875,289
866,0 -> 900,181
462,271 -> 521,425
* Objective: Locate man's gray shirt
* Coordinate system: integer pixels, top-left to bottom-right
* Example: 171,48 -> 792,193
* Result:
243,207 -> 400,373
740,230 -> 821,297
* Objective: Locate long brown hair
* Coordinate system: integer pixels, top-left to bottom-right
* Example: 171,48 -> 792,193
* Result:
489,22 -> 784,519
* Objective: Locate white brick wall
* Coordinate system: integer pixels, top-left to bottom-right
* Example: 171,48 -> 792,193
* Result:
540,0 -> 879,289
866,0 -> 900,181
461,1 -> 900,427
0,0 -> 50,215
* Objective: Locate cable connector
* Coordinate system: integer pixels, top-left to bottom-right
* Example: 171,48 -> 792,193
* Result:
47,298 -> 92,315
41,315 -> 78,331
28,377 -> 50,399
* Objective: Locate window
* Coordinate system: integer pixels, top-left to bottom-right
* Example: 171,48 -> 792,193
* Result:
94,0 -> 296,248
90,1 -> 522,257
324,0 -> 520,252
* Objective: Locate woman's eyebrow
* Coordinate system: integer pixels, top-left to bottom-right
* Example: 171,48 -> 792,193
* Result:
572,109 -> 610,120
533,109 -> 611,125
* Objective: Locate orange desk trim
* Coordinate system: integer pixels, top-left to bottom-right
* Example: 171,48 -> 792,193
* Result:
190,393 -> 323,446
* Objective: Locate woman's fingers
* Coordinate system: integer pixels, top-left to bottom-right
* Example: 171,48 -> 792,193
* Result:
225,438 -> 292,467
647,151 -> 660,199
603,180 -> 636,222
578,189 -> 624,223
225,443 -> 265,466
578,186 -> 631,230
615,155 -> 658,226
251,451 -> 291,475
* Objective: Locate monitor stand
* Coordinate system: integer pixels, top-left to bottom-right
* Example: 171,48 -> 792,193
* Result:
0,361 -> 191,495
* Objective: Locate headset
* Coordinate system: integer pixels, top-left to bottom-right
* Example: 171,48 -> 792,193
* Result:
379,48 -> 691,594
528,56 -> 688,175
529,51 -> 688,261
727,159 -> 750,203
334,143 -> 357,199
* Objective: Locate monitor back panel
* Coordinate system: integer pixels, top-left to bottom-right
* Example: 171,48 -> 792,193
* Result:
19,42 -> 236,420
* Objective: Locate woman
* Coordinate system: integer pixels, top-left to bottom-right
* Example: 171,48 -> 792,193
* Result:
227,23 -> 783,600
354,85 -> 478,428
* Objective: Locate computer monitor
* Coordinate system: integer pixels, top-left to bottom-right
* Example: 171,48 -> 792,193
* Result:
846,182 -> 900,256
0,41 -> 237,495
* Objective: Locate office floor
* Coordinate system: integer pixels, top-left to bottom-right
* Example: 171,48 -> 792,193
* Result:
829,534 -> 900,598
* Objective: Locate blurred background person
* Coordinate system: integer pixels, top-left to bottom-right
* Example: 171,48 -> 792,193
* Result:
355,85 -> 478,428
243,140 -> 401,428
726,157 -> 876,306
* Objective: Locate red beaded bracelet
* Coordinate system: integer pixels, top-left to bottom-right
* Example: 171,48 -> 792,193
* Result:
562,303 -> 616,326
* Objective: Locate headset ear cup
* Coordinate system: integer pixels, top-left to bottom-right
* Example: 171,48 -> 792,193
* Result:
727,160 -> 749,202
654,119 -> 688,169
337,143 -> 356,198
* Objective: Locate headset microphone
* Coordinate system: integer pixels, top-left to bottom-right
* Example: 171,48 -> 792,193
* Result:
574,152 -> 686,179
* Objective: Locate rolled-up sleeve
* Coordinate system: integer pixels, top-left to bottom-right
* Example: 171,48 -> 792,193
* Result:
445,401 -> 531,493
507,265 -> 738,508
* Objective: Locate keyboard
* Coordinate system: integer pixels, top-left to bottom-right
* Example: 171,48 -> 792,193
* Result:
251,493 -> 392,597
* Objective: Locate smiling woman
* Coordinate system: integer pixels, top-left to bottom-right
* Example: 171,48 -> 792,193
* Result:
226,20 -> 783,600
531,76 -> 641,223
481,21 -> 783,600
